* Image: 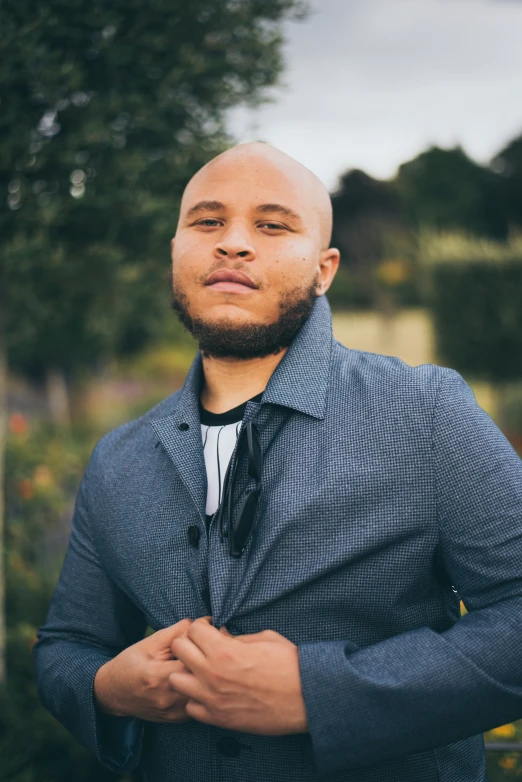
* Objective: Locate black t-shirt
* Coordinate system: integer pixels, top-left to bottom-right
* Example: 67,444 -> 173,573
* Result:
198,391 -> 263,426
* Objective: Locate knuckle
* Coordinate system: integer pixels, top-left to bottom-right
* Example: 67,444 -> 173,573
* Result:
215,644 -> 233,663
141,671 -> 157,691
157,693 -> 174,711
187,622 -> 198,639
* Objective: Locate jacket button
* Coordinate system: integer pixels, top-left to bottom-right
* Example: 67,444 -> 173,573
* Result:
187,525 -> 200,548
216,737 -> 242,757
178,422 -> 189,430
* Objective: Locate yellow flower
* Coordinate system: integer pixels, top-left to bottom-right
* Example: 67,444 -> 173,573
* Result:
499,756 -> 517,770
375,259 -> 410,286
490,723 -> 516,739
33,464 -> 54,489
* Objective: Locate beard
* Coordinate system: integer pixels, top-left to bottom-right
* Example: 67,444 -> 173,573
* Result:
168,268 -> 320,360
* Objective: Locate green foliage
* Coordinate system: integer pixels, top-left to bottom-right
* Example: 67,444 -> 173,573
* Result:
417,230 -> 522,264
329,170 -> 420,310
330,141 -> 522,312
1,0 -> 308,379
431,262 -> 522,382
395,145 -> 508,240
492,133 -> 522,229
1,624 -> 129,782
4,419 -> 95,626
326,266 -> 373,310
418,233 -> 522,383
0,418 -> 132,780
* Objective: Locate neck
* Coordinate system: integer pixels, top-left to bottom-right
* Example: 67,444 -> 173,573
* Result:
199,349 -> 288,414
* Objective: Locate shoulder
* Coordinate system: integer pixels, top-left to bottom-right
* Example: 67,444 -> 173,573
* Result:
330,339 -> 451,416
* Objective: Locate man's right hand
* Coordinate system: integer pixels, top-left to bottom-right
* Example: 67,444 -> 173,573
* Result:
94,617 -> 209,724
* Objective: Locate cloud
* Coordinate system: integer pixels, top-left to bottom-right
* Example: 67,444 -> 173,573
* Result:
228,0 -> 522,189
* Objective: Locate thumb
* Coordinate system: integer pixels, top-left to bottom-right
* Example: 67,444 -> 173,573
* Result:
146,618 -> 194,649
168,615 -> 213,656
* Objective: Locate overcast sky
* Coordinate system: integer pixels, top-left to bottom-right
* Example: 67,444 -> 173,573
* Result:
227,0 -> 522,191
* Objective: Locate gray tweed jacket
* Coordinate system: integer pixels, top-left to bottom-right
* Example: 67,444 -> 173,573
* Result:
33,293 -> 522,781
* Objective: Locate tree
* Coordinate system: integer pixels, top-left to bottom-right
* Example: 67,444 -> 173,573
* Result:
0,0 -> 308,684
329,169 -> 417,311
395,145 -> 509,240
492,134 -> 522,232
418,231 -> 522,434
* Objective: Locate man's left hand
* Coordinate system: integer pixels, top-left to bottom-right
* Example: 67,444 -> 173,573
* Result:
168,617 -> 309,735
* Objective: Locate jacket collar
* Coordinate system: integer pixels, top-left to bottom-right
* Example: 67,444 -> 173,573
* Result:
149,294 -> 333,523
167,292 -> 333,422
261,292 -> 332,419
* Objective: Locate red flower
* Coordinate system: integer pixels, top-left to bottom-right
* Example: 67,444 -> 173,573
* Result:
9,413 -> 28,436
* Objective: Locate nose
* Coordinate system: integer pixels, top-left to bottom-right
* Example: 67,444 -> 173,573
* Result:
214,224 -> 255,261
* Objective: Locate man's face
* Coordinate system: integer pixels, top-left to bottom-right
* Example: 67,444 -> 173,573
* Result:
169,149 -> 336,359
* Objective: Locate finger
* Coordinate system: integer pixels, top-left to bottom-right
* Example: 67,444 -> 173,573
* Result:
185,699 -> 215,725
161,659 -> 194,676
170,633 -> 208,673
182,616 -> 226,659
169,616 -> 214,654
148,619 -> 195,648
168,670 -> 208,704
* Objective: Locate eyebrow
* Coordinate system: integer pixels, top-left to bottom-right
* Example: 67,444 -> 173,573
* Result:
255,203 -> 302,222
186,200 -> 226,217
185,200 -> 302,222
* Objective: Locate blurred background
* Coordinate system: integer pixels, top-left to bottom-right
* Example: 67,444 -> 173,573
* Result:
1,0 -> 522,779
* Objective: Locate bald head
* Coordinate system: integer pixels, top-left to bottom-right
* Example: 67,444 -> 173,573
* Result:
170,141 -> 341,357
178,142 -> 333,249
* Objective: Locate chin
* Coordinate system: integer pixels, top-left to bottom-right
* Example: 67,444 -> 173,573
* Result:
202,303 -> 262,320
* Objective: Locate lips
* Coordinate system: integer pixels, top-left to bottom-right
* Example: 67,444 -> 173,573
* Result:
205,269 -> 258,289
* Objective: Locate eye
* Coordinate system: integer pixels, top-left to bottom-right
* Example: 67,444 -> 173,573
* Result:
195,218 -> 222,227
259,222 -> 287,230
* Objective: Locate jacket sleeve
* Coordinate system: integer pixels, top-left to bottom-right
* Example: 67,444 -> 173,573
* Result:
32,443 -> 148,774
298,368 -> 522,778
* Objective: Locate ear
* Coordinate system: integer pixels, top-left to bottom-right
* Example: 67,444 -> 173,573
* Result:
318,247 -> 340,294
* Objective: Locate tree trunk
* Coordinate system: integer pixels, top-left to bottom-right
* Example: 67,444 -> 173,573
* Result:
0,303 -> 7,685
45,367 -> 71,429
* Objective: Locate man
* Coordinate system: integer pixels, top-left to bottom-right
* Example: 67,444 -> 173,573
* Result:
33,142 -> 522,782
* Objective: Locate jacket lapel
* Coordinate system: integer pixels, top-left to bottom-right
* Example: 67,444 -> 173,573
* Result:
150,352 -> 208,525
